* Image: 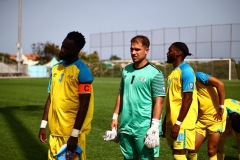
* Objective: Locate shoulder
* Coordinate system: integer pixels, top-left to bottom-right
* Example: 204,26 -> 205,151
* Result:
74,59 -> 89,69
123,63 -> 134,72
148,63 -> 163,73
179,62 -> 194,77
195,72 -> 210,85
179,62 -> 193,72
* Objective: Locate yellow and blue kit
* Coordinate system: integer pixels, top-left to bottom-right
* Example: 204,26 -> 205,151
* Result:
47,59 -> 94,137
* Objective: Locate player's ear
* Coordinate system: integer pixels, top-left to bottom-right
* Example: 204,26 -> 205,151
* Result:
145,48 -> 149,55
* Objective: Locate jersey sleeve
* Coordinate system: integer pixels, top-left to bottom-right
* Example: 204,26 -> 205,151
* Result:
195,72 -> 211,85
151,72 -> 166,97
78,64 -> 94,84
181,67 -> 195,92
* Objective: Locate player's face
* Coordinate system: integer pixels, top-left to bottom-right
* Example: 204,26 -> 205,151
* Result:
130,42 -> 149,63
166,45 -> 178,63
59,38 -> 79,61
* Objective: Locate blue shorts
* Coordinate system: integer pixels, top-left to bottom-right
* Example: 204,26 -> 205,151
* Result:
119,133 -> 159,159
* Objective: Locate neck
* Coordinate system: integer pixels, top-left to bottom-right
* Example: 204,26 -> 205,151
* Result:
172,59 -> 184,68
65,56 -> 79,65
134,59 -> 148,69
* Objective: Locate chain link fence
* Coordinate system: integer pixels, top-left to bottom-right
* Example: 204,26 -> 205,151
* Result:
90,23 -> 240,79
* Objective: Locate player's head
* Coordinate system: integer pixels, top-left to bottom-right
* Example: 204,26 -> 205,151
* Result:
230,113 -> 240,133
172,42 -> 192,58
130,35 -> 150,63
131,35 -> 150,48
66,31 -> 86,51
167,42 -> 191,63
59,31 -> 85,61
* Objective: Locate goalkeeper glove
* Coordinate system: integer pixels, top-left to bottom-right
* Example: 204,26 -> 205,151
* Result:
103,127 -> 119,142
144,118 -> 160,148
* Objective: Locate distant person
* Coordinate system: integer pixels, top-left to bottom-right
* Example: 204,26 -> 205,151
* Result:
164,42 -> 198,160
217,98 -> 240,160
105,35 -> 166,159
188,72 -> 227,160
38,31 -> 94,160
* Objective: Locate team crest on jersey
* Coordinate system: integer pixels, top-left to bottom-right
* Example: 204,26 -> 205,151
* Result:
189,82 -> 194,89
138,77 -> 146,82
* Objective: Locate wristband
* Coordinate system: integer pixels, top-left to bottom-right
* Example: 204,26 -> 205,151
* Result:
175,120 -> 182,126
220,105 -> 224,109
40,120 -> 48,128
151,118 -> 160,128
112,113 -> 118,120
71,128 -> 80,137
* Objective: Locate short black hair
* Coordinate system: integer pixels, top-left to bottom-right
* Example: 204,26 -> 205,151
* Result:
66,31 -> 86,50
231,113 -> 240,133
172,42 -> 192,56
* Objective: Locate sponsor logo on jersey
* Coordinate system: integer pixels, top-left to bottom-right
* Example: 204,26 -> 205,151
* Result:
138,77 -> 146,82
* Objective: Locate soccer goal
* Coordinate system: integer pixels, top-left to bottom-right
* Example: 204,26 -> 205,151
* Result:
185,58 -> 238,80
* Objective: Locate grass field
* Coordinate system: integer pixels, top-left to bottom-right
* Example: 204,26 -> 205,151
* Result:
0,77 -> 239,160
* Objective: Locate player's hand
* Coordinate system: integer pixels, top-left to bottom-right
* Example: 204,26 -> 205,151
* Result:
213,108 -> 224,121
103,127 -> 119,142
67,136 -> 78,152
111,119 -> 118,130
144,118 -> 160,148
170,124 -> 180,139
39,128 -> 47,143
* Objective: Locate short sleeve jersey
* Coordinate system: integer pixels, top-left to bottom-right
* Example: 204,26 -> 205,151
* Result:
195,72 -> 227,122
224,99 -> 240,116
166,62 -> 198,129
48,59 -> 94,137
119,63 -> 166,136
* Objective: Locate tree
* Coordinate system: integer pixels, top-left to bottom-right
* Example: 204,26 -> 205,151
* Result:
31,42 -> 60,64
109,55 -> 121,60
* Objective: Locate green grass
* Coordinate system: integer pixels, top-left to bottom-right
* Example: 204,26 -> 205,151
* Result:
0,78 -> 239,160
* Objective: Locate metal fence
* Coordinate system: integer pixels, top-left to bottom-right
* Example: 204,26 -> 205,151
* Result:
90,23 -> 240,62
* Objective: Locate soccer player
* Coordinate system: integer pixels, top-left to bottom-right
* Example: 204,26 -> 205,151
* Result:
217,98 -> 240,160
109,35 -> 166,160
165,42 -> 198,160
188,72 -> 227,160
38,31 -> 94,160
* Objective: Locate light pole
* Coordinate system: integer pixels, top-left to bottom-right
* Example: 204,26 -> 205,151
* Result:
17,0 -> 22,74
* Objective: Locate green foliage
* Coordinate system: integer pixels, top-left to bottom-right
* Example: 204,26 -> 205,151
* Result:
110,55 -> 121,60
0,53 -> 17,64
32,42 -> 60,64
0,78 -> 239,159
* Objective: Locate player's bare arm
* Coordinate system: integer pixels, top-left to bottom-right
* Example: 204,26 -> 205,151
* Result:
39,94 -> 51,143
208,76 -> 225,120
67,93 -> 91,151
171,92 -> 193,139
111,93 -> 122,130
152,96 -> 164,120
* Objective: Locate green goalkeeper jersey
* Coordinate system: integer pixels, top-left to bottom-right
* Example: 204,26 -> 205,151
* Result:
119,62 -> 165,136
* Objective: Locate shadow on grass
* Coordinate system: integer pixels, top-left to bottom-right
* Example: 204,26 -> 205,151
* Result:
0,105 -> 48,160
224,156 -> 238,160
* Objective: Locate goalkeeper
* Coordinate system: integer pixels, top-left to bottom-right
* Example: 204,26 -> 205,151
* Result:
188,72 -> 227,160
107,35 -> 165,160
217,98 -> 240,160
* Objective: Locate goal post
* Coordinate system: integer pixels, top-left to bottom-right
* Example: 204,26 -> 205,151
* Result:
184,58 -> 235,80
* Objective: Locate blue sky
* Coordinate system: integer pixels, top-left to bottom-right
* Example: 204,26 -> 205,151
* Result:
0,0 -> 240,55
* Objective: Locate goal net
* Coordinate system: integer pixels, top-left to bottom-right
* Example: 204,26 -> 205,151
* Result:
163,59 -> 239,80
